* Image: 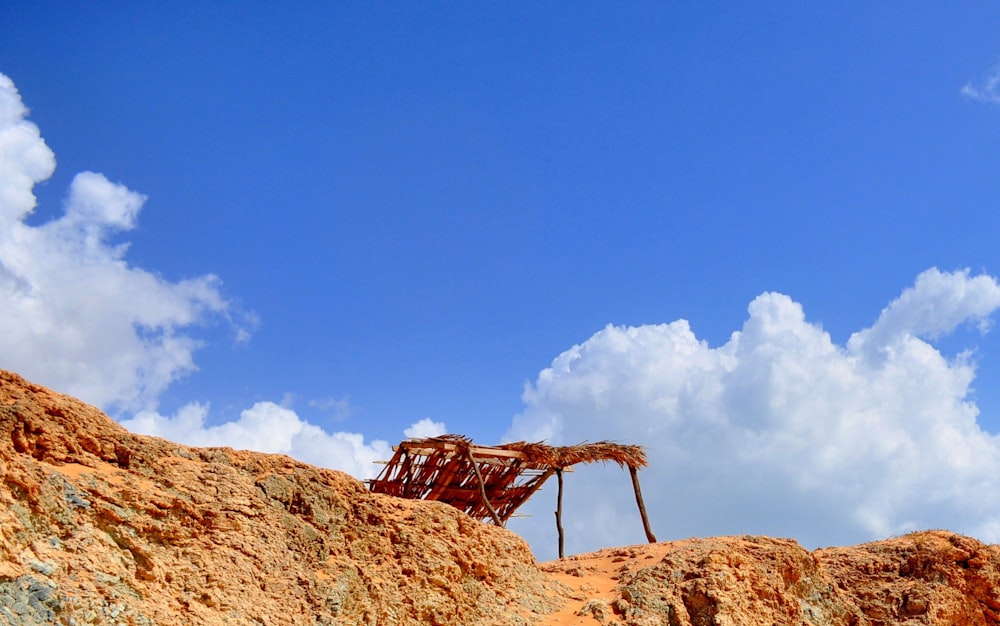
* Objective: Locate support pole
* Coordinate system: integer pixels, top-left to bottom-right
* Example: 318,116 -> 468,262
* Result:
629,465 -> 657,544
466,447 -> 504,526
555,468 -> 565,559
401,450 -> 413,498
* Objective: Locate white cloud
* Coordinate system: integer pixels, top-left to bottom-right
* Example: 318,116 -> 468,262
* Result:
505,268 -> 1000,560
121,402 -> 396,480
0,76 -> 55,222
851,267 -> 1000,350
0,72 -> 399,481
404,417 -> 448,439
0,72 -> 241,413
962,64 -> 1000,104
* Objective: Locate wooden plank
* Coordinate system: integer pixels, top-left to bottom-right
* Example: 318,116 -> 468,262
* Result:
397,441 -> 529,461
468,446 -> 529,460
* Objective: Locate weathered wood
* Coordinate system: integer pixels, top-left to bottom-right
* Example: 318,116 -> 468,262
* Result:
629,465 -> 657,544
370,435 -> 649,529
399,442 -> 529,460
466,446 -> 504,526
555,468 -> 565,559
402,450 -> 413,498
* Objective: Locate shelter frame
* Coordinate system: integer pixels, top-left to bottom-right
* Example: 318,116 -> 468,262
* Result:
368,435 -> 656,558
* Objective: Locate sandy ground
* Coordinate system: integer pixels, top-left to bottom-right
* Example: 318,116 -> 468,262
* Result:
538,542 -> 678,625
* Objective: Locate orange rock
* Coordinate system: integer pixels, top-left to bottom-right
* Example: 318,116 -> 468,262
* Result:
541,531 -> 1000,625
0,369 -> 564,625
3,368 -> 1000,625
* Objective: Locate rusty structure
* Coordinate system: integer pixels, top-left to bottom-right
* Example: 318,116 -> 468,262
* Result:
368,434 -> 656,558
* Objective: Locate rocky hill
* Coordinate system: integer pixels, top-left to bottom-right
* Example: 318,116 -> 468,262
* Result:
0,369 -> 562,625
2,368 -> 1000,625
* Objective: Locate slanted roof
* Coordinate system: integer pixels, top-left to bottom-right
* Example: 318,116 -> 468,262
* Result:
367,434 -> 647,524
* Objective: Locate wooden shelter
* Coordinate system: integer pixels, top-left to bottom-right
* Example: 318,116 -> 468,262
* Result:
368,434 -> 656,557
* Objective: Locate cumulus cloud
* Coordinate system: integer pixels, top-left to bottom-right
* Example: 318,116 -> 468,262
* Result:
506,268 -> 1000,560
122,405 -> 447,479
121,403 -> 396,479
962,64 -> 1000,104
0,73 -> 237,413
404,417 -> 448,439
0,72 -> 417,481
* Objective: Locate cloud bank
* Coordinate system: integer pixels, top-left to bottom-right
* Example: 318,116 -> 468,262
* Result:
0,72 -> 414,479
120,402 -> 394,479
506,268 -> 1000,559
0,74 -> 231,413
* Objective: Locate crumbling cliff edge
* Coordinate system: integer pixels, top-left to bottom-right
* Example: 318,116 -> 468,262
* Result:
2,368 -> 999,625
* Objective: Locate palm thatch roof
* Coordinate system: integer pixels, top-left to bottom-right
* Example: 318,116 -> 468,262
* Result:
503,439 -> 647,469
367,434 -> 648,525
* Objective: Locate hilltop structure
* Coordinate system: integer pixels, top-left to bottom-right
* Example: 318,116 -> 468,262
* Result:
368,434 -> 656,558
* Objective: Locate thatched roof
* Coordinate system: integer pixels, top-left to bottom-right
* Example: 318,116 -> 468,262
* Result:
501,439 -> 647,469
367,434 -> 647,524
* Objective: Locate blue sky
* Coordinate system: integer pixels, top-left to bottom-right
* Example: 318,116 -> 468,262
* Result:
5,3 -> 1000,559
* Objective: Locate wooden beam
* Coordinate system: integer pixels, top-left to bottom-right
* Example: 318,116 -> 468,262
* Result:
468,446 -> 530,460
465,447 -> 504,526
629,465 -> 657,544
555,468 -> 565,559
402,449 -> 414,498
398,442 -> 530,460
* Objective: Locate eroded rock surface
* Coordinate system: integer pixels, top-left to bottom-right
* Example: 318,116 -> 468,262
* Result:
542,532 -> 1000,625
0,369 -> 564,625
4,368 -> 1000,626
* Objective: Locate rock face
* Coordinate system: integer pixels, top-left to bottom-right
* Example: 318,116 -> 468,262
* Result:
543,533 -> 1000,625
3,368 -> 1000,626
0,369 -> 564,625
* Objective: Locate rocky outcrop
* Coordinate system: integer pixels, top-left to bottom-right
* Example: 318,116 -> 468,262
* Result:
0,369 -> 564,625
544,532 -> 1000,625
3,368 -> 1000,625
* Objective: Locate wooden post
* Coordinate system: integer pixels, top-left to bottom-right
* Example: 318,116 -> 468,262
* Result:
629,465 -> 657,544
401,450 -> 413,498
555,468 -> 565,559
466,447 -> 504,526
